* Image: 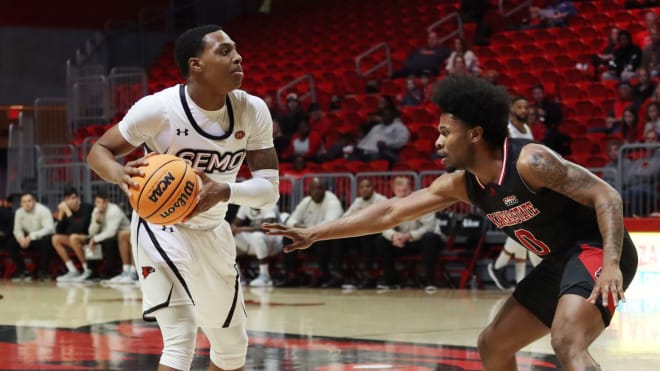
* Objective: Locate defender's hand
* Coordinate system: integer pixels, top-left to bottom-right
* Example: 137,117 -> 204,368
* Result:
262,223 -> 314,252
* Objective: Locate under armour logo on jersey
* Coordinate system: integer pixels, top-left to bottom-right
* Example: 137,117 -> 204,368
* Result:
176,128 -> 189,136
142,266 -> 155,279
161,226 -> 174,232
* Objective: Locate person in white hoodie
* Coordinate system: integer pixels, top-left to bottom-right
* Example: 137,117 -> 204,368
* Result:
12,192 -> 56,280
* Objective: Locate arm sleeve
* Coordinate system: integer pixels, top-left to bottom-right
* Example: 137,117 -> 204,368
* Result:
227,169 -> 280,209
92,207 -> 123,242
117,94 -> 168,147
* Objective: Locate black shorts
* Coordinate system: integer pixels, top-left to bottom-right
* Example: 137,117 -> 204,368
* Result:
513,232 -> 638,328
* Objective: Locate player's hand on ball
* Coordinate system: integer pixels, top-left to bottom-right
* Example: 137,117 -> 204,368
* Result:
119,154 -> 154,197
587,264 -> 625,307
262,223 -> 314,252
185,169 -> 230,220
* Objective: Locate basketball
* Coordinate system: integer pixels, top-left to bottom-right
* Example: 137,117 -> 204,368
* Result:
128,154 -> 199,225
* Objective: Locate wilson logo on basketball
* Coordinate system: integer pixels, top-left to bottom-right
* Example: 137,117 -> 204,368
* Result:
235,130 -> 245,139
159,180 -> 196,219
148,172 -> 176,203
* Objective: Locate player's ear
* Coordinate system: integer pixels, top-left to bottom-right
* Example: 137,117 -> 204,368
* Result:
470,126 -> 483,143
189,58 -> 203,73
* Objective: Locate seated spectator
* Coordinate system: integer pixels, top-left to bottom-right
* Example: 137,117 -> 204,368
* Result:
622,107 -> 641,143
642,102 -> 660,138
591,106 -> 636,137
282,155 -> 311,179
281,117 -> 324,161
279,93 -> 307,139
447,55 -> 470,76
86,191 -> 133,283
527,104 -> 547,140
350,106 -> 410,163
603,30 -> 642,82
401,77 -> 424,107
602,82 -> 634,130
277,178 -> 344,287
602,138 -> 630,188
373,177 -> 444,290
272,118 -> 289,157
591,27 -> 620,81
52,187 -> 94,282
621,129 -> 660,216
232,204 -> 283,287
391,31 -> 451,78
632,68 -> 655,109
321,132 -> 355,162
525,0 -> 577,29
531,84 -> 563,128
10,193 -> 55,281
634,11 -> 659,49
445,37 -> 481,76
641,26 -> 660,78
339,178 -> 387,289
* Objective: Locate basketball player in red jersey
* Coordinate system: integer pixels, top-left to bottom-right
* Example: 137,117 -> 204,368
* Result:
265,75 -> 638,371
88,25 -> 279,371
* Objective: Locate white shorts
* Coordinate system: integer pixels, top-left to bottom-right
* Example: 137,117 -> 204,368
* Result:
131,214 -> 246,329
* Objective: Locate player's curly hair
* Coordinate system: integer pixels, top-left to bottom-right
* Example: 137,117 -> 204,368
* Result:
431,75 -> 510,149
174,25 -> 222,78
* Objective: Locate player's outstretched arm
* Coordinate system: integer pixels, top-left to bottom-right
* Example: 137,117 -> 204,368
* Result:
264,171 -> 467,252
87,125 -> 146,197
517,143 -> 626,307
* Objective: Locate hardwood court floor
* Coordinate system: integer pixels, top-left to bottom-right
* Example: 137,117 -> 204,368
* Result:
0,281 -> 658,370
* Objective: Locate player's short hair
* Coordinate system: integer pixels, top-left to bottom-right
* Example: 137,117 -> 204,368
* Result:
431,75 -> 510,149
174,25 -> 223,78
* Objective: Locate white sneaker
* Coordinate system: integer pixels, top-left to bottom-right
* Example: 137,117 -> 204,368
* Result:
249,275 -> 273,287
72,269 -> 92,282
115,273 -> 136,284
57,271 -> 81,282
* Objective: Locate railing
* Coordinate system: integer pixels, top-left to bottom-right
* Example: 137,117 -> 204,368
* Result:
355,43 -> 392,78
499,0 -> 532,18
427,12 -> 464,46
276,74 -> 316,111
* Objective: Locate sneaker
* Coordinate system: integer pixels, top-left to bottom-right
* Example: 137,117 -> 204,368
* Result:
57,271 -> 81,282
249,275 -> 273,287
487,262 -> 510,291
72,269 -> 92,282
424,285 -> 438,293
10,271 -> 32,282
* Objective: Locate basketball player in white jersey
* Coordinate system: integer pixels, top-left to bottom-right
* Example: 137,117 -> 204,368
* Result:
488,96 -> 543,290
87,25 -> 279,371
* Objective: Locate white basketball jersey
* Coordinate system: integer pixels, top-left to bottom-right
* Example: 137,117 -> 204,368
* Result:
119,84 -> 273,229
508,121 -> 534,140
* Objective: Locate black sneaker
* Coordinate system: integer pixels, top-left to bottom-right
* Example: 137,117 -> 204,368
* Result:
10,271 -> 32,282
487,262 -> 510,291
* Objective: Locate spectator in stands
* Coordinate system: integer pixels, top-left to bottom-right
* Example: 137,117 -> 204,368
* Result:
531,84 -> 563,128
622,107 -> 641,143
281,117 -> 323,161
447,55 -> 469,76
527,104 -> 547,140
391,31 -> 451,78
351,106 -> 410,164
272,118 -> 289,157
52,187 -> 94,282
401,77 -> 424,107
602,138 -> 630,188
328,94 -> 342,112
340,178 -> 387,289
643,102 -> 660,138
632,67 -> 655,109
483,70 -> 499,85
85,191 -> 133,283
263,94 -> 282,122
591,27 -> 620,81
621,129 -> 660,216
373,177 -> 444,290
276,178 -> 344,287
232,204 -> 282,287
641,26 -> 660,78
10,193 -> 55,281
527,0 -> 578,29
445,37 -> 481,76
279,93 -> 307,139
634,11 -> 658,49
604,82 -> 634,130
282,155 -> 311,179
603,30 -> 642,82
321,132 -> 355,162
377,95 -> 398,112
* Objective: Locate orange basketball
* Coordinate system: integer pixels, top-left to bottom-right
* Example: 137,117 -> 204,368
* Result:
128,154 -> 199,225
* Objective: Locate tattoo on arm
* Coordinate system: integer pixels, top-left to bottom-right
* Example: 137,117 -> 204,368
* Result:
527,150 -> 597,205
